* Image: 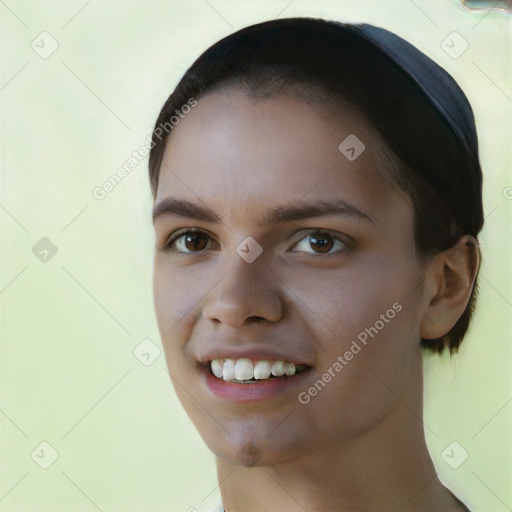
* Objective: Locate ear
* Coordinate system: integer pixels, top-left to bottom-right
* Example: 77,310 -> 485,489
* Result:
420,235 -> 480,340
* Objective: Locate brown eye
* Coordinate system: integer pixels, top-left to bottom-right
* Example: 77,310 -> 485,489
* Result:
182,232 -> 208,252
309,232 -> 334,253
293,230 -> 347,255
166,230 -> 215,254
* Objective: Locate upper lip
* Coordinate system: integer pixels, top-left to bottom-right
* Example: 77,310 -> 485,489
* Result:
197,345 -> 314,366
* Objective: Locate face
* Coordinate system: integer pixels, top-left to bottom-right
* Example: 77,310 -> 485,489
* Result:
152,91 -> 429,466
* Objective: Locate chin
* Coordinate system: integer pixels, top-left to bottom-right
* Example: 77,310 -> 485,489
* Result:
203,423 -> 319,468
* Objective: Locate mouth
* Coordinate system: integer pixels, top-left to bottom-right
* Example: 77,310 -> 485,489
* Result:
199,357 -> 313,402
206,357 -> 310,383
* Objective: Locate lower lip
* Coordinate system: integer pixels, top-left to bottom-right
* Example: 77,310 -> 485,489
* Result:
204,368 -> 311,402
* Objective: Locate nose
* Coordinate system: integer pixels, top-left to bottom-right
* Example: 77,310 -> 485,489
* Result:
201,252 -> 284,328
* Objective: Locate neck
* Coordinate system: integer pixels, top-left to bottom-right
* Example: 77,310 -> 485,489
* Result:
216,362 -> 465,512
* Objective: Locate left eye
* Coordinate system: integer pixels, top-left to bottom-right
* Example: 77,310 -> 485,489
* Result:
293,231 -> 347,255
165,229 -> 218,254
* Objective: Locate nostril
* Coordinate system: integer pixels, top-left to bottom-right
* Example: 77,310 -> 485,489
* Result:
246,316 -> 266,324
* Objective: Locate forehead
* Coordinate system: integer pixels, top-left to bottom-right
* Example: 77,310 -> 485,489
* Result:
156,91 -> 403,223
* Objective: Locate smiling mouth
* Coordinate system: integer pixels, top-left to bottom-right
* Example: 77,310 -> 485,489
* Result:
206,357 -> 311,383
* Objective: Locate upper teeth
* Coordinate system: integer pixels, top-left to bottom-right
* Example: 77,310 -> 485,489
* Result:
210,358 -> 301,382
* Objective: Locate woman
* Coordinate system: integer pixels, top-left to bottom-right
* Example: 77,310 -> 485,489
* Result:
149,18 -> 482,511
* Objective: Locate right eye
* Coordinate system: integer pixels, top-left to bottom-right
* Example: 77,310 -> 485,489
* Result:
164,229 -> 219,255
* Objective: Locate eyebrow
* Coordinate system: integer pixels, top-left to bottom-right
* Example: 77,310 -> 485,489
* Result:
152,197 -> 375,226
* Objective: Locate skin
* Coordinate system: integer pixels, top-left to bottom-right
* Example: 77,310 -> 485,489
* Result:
152,91 -> 479,511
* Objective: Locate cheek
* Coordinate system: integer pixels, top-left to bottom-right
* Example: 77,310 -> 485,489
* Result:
295,308 -> 419,442
297,253 -> 417,344
152,257 -> 206,358
293,257 -> 422,429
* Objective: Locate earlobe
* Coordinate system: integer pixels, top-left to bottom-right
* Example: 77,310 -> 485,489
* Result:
420,236 -> 480,340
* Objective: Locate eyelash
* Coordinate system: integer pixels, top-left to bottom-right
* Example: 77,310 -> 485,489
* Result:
162,228 -> 352,256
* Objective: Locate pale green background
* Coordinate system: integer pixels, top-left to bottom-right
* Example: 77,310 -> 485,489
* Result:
1,0 -> 510,511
